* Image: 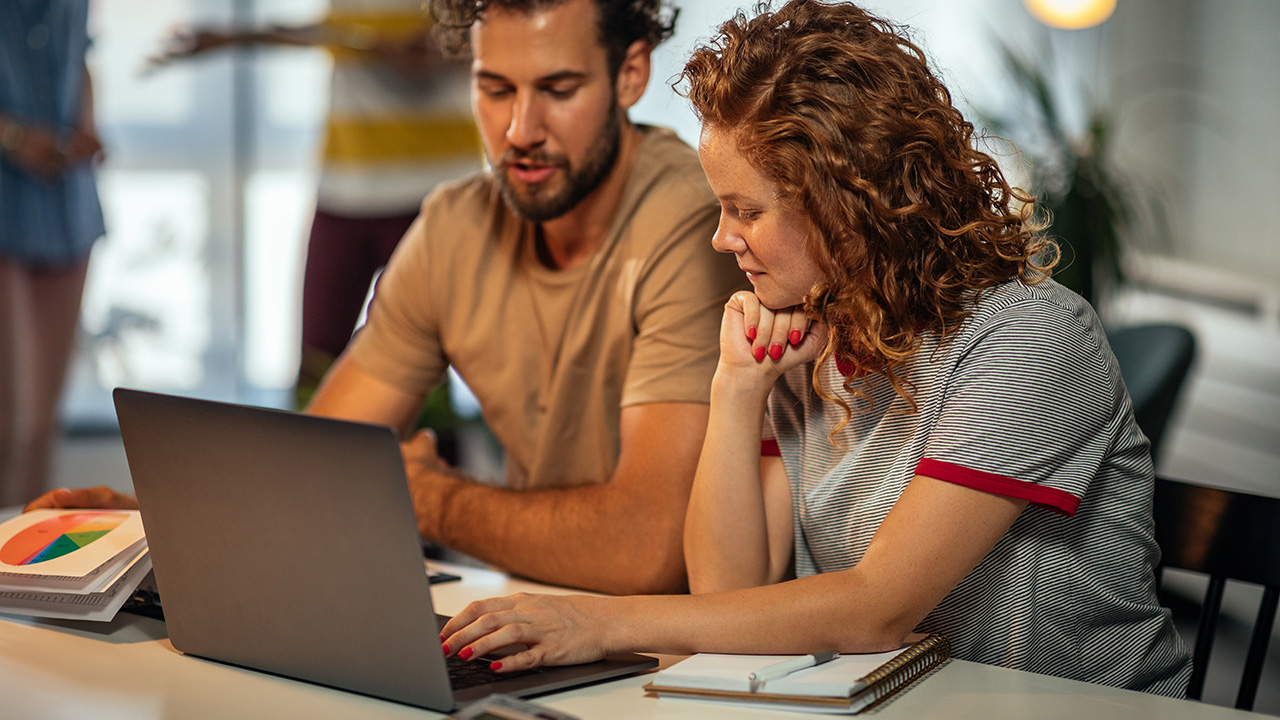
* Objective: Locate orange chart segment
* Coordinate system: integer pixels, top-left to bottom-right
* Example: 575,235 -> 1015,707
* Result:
0,512 -> 128,566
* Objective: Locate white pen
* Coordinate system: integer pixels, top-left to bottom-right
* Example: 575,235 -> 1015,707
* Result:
748,650 -> 839,692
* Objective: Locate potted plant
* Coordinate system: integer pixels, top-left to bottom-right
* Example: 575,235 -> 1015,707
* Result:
979,41 -> 1141,306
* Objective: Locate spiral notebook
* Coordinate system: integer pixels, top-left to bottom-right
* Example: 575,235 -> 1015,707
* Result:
643,634 -> 949,714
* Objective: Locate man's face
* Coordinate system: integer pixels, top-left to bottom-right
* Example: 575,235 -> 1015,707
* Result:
470,0 -> 622,222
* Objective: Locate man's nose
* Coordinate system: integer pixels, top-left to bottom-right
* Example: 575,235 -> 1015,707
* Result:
506,90 -> 547,150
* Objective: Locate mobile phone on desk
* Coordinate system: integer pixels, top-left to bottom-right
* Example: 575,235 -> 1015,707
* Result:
449,693 -> 580,720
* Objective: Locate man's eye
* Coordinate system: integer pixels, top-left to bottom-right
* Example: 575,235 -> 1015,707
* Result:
545,86 -> 576,99
480,85 -> 513,98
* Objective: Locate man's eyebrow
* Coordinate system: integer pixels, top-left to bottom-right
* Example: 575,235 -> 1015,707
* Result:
474,69 -> 588,84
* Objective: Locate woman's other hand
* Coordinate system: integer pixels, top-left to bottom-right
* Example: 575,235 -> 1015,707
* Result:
440,593 -> 612,672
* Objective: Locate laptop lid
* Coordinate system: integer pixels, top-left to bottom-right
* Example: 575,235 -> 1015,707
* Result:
113,388 -> 655,712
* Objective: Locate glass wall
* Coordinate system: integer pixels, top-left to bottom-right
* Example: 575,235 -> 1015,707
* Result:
66,0 -> 329,428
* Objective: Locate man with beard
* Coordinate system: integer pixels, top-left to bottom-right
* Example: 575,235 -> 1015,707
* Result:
359,0 -> 751,597
304,0 -> 748,596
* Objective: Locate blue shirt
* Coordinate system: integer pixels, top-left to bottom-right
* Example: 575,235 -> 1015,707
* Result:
0,0 -> 105,267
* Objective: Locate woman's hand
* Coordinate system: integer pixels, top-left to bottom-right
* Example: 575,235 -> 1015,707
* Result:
718,291 -> 827,390
440,593 -> 611,672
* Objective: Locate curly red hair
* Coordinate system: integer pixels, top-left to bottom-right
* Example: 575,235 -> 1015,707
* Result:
681,0 -> 1053,424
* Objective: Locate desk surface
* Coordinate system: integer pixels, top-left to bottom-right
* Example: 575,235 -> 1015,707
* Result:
0,559 -> 1266,720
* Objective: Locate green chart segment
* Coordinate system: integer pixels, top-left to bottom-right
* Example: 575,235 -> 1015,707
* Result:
30,531 -> 112,563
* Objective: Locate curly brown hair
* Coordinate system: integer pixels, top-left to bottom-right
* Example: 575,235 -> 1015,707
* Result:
681,0 -> 1054,425
429,0 -> 678,77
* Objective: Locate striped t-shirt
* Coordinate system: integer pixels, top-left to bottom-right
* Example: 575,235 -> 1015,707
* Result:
766,278 -> 1192,696
315,0 -> 482,217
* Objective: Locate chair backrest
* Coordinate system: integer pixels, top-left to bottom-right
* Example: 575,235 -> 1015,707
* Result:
1108,324 -> 1196,461
1152,476 -> 1280,710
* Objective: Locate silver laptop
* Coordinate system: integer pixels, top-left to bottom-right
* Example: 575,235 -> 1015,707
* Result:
113,387 -> 656,712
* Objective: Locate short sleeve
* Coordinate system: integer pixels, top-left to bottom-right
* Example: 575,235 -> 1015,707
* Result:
344,204 -> 450,395
917,299 -> 1128,516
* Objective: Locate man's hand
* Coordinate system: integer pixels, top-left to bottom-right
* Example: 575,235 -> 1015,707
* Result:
401,429 -> 463,542
24,486 -> 139,513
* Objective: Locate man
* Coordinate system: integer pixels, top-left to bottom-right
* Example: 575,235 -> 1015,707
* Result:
30,0 -> 745,596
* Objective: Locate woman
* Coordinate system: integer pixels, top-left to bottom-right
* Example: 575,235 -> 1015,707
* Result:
1,0 -> 106,506
441,0 -> 1191,696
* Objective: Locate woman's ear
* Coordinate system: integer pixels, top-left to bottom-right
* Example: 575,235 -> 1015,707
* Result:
614,40 -> 652,110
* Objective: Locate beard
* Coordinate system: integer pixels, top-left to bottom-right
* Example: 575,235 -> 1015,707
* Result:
493,108 -> 622,223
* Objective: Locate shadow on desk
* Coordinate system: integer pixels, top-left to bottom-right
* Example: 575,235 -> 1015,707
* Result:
8,612 -> 167,646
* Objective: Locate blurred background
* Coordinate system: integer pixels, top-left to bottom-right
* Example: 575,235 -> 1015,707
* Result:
19,0 -> 1280,710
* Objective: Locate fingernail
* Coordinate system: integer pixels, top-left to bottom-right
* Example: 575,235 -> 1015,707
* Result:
442,643 -> 451,656
439,633 -> 446,642
458,647 -> 473,661
747,326 -> 757,340
769,343 -> 784,360
490,661 -> 503,671
753,346 -> 767,361
789,330 -> 802,345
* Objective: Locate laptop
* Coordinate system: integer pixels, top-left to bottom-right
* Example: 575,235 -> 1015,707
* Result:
113,387 -> 657,712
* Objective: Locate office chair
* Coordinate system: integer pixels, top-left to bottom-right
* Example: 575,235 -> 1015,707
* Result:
1152,475 -> 1280,710
1108,324 -> 1196,462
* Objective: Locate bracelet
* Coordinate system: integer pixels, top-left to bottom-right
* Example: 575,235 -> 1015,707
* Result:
0,120 -> 25,153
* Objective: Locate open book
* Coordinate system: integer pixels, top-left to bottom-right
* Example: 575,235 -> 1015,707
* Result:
0,509 -> 151,622
644,634 -> 949,714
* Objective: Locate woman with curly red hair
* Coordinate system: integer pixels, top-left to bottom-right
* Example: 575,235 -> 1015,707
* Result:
441,0 -> 1192,695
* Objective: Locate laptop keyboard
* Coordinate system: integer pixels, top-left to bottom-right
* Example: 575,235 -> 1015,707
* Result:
447,655 -> 548,690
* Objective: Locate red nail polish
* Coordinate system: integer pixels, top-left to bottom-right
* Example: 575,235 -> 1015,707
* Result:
490,661 -> 503,671
789,330 -> 802,345
442,643 -> 451,656
747,326 -> 757,340
459,647 -> 473,661
769,343 -> 784,360
753,346 -> 767,361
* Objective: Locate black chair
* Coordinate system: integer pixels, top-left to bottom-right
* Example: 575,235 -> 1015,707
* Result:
1108,323 -> 1196,462
1152,476 -> 1280,710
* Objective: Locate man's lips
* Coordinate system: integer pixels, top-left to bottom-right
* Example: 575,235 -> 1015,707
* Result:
506,160 -> 558,185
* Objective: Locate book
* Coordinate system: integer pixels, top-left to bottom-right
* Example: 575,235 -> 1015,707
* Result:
0,509 -> 152,622
643,633 -> 950,714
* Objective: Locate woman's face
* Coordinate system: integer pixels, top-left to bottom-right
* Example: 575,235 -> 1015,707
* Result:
699,125 -> 824,310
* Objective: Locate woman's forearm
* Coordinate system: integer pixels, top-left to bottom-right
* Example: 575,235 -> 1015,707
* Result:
603,571 -> 912,657
683,370 -> 777,592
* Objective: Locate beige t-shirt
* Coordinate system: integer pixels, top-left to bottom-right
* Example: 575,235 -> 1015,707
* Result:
347,126 -> 746,489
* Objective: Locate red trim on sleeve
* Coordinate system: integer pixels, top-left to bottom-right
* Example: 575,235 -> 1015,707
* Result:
915,458 -> 1080,517
761,439 -> 781,457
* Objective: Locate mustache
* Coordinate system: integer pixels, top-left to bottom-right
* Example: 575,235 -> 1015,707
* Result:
498,148 -> 569,169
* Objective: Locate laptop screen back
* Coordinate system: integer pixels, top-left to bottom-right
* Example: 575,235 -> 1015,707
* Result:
114,388 -> 455,710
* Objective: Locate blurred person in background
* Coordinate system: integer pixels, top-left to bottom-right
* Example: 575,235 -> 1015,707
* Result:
0,0 -> 106,507
149,0 -> 482,410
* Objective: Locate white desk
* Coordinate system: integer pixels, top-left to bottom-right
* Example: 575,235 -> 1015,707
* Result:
0,560 -> 1265,720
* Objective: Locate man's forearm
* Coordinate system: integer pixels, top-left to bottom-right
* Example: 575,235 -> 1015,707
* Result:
413,466 -> 689,595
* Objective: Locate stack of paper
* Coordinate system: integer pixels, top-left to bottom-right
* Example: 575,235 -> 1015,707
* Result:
0,509 -> 151,622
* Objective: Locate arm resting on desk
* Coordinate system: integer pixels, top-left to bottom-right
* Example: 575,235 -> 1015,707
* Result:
310,354 -> 706,596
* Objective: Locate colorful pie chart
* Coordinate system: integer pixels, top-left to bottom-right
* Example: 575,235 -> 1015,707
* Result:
0,512 -> 129,566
